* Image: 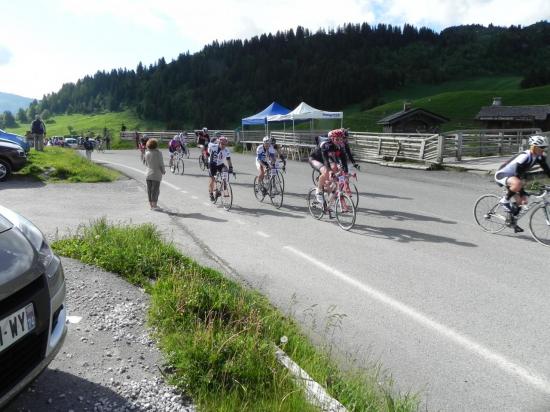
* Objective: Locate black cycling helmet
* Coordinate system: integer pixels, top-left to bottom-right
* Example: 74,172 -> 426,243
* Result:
270,136 -> 276,145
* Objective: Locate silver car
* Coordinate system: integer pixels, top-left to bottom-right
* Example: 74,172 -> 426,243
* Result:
0,205 -> 67,408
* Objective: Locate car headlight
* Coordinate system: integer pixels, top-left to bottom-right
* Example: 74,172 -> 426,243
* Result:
0,205 -> 54,269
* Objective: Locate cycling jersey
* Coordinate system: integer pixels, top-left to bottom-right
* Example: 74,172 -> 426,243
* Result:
208,143 -> 231,166
196,131 -> 210,146
168,139 -> 182,153
496,150 -> 550,179
256,144 -> 276,163
310,140 -> 349,173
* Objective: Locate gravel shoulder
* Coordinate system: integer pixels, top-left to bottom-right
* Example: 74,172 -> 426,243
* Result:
2,178 -> 206,412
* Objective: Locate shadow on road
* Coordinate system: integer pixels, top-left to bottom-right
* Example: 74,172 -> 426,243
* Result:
233,205 -> 306,219
350,223 -> 478,247
4,369 -> 133,411
0,176 -> 45,189
357,207 -> 457,224
360,191 -> 413,200
158,208 -> 228,222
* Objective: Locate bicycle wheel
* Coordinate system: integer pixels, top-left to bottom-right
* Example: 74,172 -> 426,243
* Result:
473,194 -> 508,233
184,147 -> 190,159
221,181 -> 233,211
345,182 -> 360,208
335,193 -> 356,230
253,177 -> 266,202
278,170 -> 285,192
170,160 -> 176,174
269,176 -> 284,209
307,188 -> 324,220
177,158 -> 185,175
312,169 -> 320,185
529,203 -> 550,246
199,155 -> 206,171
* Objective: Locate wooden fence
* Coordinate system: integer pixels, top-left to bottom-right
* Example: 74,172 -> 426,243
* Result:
121,130 -> 237,144
123,127 -> 543,165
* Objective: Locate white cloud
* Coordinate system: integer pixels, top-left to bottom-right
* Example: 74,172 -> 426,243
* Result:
0,46 -> 12,65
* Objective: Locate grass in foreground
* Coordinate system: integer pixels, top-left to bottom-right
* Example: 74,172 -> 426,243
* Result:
18,147 -> 119,182
53,219 -> 419,412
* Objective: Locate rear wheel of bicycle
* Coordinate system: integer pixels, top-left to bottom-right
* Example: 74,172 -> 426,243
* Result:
177,159 -> 184,175
335,193 -> 356,230
199,155 -> 206,171
253,177 -> 265,202
312,169 -> 320,185
269,176 -> 284,209
307,188 -> 324,220
221,181 -> 233,211
278,171 -> 285,192
529,203 -> 550,246
473,194 -> 508,233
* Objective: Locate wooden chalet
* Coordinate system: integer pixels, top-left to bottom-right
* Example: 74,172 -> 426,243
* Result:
377,103 -> 449,133
476,97 -> 550,131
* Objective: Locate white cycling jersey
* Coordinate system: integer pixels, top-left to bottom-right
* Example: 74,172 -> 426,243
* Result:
208,143 -> 231,166
256,144 -> 276,162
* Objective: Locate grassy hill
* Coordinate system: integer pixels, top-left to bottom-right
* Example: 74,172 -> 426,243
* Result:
345,78 -> 550,132
5,110 -> 165,148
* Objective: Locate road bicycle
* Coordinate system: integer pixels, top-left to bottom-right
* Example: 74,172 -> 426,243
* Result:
169,149 -> 185,175
253,163 -> 284,209
181,143 -> 190,159
198,148 -> 208,171
312,164 -> 359,208
473,184 -> 550,246
213,168 -> 236,211
307,171 -> 357,231
96,141 -> 105,153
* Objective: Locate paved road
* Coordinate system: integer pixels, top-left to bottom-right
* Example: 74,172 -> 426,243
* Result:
8,148 -> 550,411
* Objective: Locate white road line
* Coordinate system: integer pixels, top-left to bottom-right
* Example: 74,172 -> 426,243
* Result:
180,190 -> 188,194
163,181 -> 181,190
256,231 -> 270,238
191,196 -> 198,200
102,161 -> 145,175
235,219 -> 245,225
203,202 -> 212,207
283,245 -> 550,394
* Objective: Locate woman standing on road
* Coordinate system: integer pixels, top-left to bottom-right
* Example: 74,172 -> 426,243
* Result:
144,138 -> 165,210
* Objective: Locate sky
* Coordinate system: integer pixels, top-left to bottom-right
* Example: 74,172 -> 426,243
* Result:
1,0 -> 549,99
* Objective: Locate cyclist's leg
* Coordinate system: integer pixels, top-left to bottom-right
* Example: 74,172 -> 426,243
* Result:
208,164 -> 216,200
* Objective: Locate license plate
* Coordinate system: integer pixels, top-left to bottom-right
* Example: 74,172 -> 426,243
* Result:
0,303 -> 36,353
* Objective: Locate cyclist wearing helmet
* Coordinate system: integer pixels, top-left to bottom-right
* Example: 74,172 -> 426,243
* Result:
178,132 -> 188,155
495,134 -> 550,232
256,136 -> 277,193
309,129 -> 348,204
196,127 -> 210,160
168,134 -> 183,167
207,135 -> 233,201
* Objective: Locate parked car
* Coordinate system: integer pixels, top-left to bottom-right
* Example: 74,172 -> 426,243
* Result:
0,141 -> 27,181
64,138 -> 78,149
0,205 -> 67,408
0,129 -> 30,152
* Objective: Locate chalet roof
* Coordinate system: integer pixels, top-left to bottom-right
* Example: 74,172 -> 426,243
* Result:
377,108 -> 449,125
476,105 -> 550,121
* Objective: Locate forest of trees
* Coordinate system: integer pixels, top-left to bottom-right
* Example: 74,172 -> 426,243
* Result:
28,21 -> 550,128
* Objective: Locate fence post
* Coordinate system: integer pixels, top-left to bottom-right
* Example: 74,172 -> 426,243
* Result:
456,132 -> 463,161
377,138 -> 382,156
498,132 -> 503,155
437,134 -> 444,164
419,138 -> 426,160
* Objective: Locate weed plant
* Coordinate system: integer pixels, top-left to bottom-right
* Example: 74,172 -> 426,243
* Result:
53,218 -> 419,412
18,147 -> 119,182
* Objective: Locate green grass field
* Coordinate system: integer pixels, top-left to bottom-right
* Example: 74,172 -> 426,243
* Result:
5,110 -> 165,149
345,79 -> 550,132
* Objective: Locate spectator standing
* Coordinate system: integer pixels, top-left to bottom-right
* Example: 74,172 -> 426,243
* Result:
30,115 -> 46,151
135,131 -> 140,149
144,138 -> 165,210
83,136 -> 94,160
104,130 -> 111,149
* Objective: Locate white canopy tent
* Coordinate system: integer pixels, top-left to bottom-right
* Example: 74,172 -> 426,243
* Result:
266,102 -> 343,133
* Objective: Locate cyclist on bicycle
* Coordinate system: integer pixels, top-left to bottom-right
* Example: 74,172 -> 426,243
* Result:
178,132 -> 188,155
168,134 -> 183,167
208,135 -> 233,201
196,127 -> 210,161
138,134 -> 149,160
256,136 -> 277,194
495,134 -> 550,232
342,129 -> 360,171
309,129 -> 349,204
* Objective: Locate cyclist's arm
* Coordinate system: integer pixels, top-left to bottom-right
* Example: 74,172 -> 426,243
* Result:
538,155 -> 550,177
344,142 -> 356,164
339,149 -> 349,173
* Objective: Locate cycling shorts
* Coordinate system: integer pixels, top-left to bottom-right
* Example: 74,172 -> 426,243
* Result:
309,158 -> 327,172
494,171 -> 513,187
209,163 -> 225,177
255,159 -> 270,171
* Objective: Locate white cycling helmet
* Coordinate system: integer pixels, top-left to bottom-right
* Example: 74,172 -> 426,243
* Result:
262,136 -> 270,144
202,127 -> 208,133
529,135 -> 548,148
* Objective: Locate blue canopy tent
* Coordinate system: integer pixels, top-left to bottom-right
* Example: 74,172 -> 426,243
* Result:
241,102 -> 291,133
0,129 -> 30,151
